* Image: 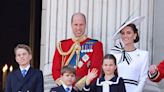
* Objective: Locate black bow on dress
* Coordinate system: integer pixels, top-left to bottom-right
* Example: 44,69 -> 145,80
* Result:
111,42 -> 132,65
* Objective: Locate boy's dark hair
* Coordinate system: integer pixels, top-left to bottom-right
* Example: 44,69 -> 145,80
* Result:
61,65 -> 76,75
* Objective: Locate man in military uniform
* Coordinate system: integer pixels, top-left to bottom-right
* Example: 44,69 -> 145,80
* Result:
52,12 -> 103,90
148,60 -> 164,82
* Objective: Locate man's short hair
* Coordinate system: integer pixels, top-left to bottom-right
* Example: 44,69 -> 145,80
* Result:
61,65 -> 76,75
71,12 -> 86,24
14,44 -> 32,54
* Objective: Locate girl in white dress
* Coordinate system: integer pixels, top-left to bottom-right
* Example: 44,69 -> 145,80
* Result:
111,16 -> 149,92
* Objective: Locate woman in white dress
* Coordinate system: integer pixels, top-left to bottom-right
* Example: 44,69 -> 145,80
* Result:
111,16 -> 149,92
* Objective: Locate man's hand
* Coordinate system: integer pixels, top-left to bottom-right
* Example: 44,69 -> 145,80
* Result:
149,65 -> 157,75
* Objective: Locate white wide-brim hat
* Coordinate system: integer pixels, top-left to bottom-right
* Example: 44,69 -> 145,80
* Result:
113,16 -> 145,39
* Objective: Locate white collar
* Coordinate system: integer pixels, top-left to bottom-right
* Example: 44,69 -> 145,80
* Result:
20,64 -> 30,71
96,77 -> 120,92
62,82 -> 72,92
96,77 -> 120,86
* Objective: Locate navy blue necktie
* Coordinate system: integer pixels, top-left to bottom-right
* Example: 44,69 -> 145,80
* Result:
65,87 -> 70,92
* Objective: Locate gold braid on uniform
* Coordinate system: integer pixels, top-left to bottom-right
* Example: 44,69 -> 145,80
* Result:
57,35 -> 86,68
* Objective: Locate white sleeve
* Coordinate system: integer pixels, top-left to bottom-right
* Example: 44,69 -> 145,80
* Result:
135,52 -> 149,92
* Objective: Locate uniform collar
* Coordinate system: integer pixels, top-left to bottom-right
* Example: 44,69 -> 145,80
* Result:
72,34 -> 87,43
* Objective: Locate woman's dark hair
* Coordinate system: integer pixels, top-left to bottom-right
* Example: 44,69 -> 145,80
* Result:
102,54 -> 118,76
127,23 -> 140,43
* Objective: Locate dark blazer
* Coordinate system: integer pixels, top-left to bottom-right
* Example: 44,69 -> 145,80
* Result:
5,67 -> 44,92
50,85 -> 77,92
83,76 -> 126,92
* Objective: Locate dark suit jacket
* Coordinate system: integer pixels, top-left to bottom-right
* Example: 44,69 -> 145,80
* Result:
50,85 -> 77,92
5,67 -> 44,92
82,76 -> 126,92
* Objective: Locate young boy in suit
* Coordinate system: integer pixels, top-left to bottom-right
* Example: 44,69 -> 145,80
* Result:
50,65 -> 77,92
5,44 -> 44,92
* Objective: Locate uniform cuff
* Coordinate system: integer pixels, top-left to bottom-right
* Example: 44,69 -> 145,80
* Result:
148,71 -> 158,79
83,84 -> 90,91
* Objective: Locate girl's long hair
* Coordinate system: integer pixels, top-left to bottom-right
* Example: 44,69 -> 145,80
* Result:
101,54 -> 118,77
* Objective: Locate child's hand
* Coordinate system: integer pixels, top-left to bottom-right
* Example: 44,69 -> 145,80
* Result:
86,68 -> 98,85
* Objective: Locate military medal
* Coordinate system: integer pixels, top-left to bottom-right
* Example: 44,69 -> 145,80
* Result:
78,61 -> 83,68
82,54 -> 89,62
